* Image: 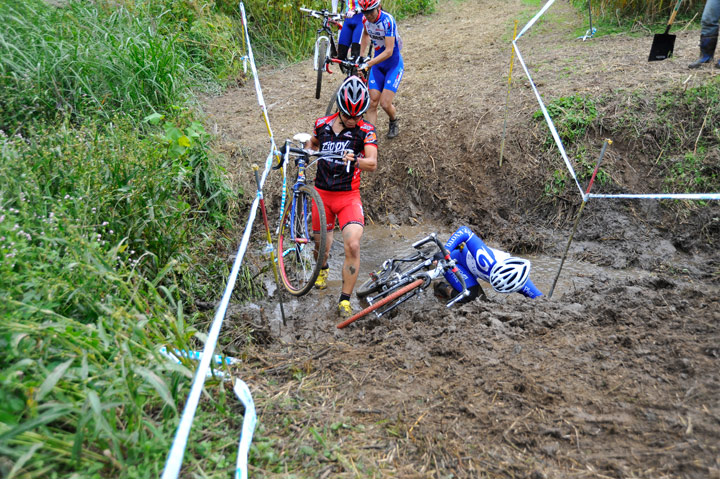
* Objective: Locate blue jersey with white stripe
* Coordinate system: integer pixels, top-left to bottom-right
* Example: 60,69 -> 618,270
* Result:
362,10 -> 402,64
443,226 -> 543,299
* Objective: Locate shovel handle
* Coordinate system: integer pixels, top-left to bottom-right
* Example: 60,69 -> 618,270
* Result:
665,0 -> 683,32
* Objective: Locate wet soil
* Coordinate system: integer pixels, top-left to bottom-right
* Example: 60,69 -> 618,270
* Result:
203,0 -> 720,476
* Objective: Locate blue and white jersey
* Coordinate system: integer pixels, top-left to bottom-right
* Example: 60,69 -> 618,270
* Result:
443,226 -> 543,299
362,10 -> 402,63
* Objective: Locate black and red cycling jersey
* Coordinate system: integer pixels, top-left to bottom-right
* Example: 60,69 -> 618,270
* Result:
312,113 -> 377,192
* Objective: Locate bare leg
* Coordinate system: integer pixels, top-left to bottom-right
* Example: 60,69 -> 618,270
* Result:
379,89 -> 397,121
341,224 -> 363,295
366,89 -> 381,125
315,230 -> 333,267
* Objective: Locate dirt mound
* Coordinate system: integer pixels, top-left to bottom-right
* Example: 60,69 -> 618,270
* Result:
204,0 -> 720,476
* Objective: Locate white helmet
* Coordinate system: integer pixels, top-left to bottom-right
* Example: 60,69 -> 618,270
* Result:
489,257 -> 531,294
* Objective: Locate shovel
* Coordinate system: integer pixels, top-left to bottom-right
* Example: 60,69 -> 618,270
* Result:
648,0 -> 683,61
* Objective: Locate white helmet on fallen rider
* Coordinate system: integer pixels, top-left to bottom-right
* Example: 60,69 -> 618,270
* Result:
489,257 -> 531,294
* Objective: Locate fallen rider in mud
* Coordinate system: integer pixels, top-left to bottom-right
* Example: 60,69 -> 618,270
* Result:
434,226 -> 543,303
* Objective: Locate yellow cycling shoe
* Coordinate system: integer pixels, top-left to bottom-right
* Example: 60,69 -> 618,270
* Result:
315,268 -> 329,290
337,300 -> 353,319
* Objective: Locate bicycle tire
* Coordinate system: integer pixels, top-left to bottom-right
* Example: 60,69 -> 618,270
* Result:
337,278 -> 423,329
278,185 -> 327,296
315,38 -> 329,99
355,272 -> 383,299
325,82 -> 341,116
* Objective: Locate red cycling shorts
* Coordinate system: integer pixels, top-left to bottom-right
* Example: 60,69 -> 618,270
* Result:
312,187 -> 365,233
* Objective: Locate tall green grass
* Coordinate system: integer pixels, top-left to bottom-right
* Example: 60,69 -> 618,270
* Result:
0,0 -> 255,477
571,0 -> 703,24
0,0 -> 243,132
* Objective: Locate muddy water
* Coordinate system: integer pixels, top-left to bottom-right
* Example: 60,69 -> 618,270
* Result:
267,223 -> 652,334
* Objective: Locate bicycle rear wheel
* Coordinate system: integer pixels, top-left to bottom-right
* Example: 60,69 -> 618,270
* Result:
337,278 -> 423,329
278,185 -> 327,296
315,38 -> 329,99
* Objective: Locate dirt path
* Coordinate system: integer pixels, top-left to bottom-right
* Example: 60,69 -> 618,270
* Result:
203,0 -> 720,477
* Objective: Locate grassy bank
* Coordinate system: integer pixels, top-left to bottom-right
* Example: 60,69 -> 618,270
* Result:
535,77 -> 720,205
0,1 -> 251,477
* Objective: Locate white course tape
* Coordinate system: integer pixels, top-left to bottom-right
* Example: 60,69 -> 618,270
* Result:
233,379 -> 257,479
516,0 -> 557,40
588,193 -> 720,200
513,40 -> 584,196
162,4 -> 278,478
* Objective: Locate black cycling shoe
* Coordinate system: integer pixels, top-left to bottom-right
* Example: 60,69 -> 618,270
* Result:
433,281 -> 455,301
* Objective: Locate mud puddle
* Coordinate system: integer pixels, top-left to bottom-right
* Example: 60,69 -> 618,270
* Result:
260,222 -> 654,338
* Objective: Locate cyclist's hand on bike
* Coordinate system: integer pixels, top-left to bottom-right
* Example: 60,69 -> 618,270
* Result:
357,61 -> 370,71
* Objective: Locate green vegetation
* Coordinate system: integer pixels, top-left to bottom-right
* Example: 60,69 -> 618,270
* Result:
570,0 -> 704,37
0,0 -> 257,477
536,79 -> 720,199
571,0 -> 703,21
534,95 -> 598,146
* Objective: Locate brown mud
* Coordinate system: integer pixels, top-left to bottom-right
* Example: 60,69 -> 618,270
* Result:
203,0 -> 720,477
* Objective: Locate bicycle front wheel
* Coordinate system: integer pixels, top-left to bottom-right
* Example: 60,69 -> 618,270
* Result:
278,185 -> 327,296
315,38 -> 329,99
325,82 -> 341,116
356,269 -> 386,299
337,278 -> 423,329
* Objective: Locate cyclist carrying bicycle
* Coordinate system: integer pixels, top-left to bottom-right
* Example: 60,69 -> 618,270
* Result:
358,0 -> 403,138
332,0 -> 364,67
305,76 -> 378,319
434,226 -> 544,302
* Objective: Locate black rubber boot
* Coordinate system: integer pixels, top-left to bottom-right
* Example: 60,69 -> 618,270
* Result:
350,42 -> 361,59
336,44 -> 349,73
688,35 -> 717,69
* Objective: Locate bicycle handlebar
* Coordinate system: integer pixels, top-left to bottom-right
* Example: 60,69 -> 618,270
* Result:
327,57 -> 369,72
299,7 -> 343,21
412,234 -> 470,306
286,147 -> 343,160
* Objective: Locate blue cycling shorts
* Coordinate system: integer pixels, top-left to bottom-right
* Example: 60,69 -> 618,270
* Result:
368,56 -> 404,93
338,13 -> 363,46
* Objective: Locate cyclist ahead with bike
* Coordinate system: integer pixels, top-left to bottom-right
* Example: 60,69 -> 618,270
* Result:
306,76 -> 378,319
358,0 -> 403,139
435,226 -> 543,302
332,0 -> 364,66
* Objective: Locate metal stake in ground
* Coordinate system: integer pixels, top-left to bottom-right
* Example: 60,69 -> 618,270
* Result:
499,19 -> 518,167
577,0 -> 596,41
252,164 -> 286,325
548,139 -> 612,299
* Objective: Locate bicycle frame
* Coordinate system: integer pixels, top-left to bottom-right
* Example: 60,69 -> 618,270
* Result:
276,137 -> 345,249
281,146 -> 316,257
300,8 -> 343,72
363,234 -> 469,319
